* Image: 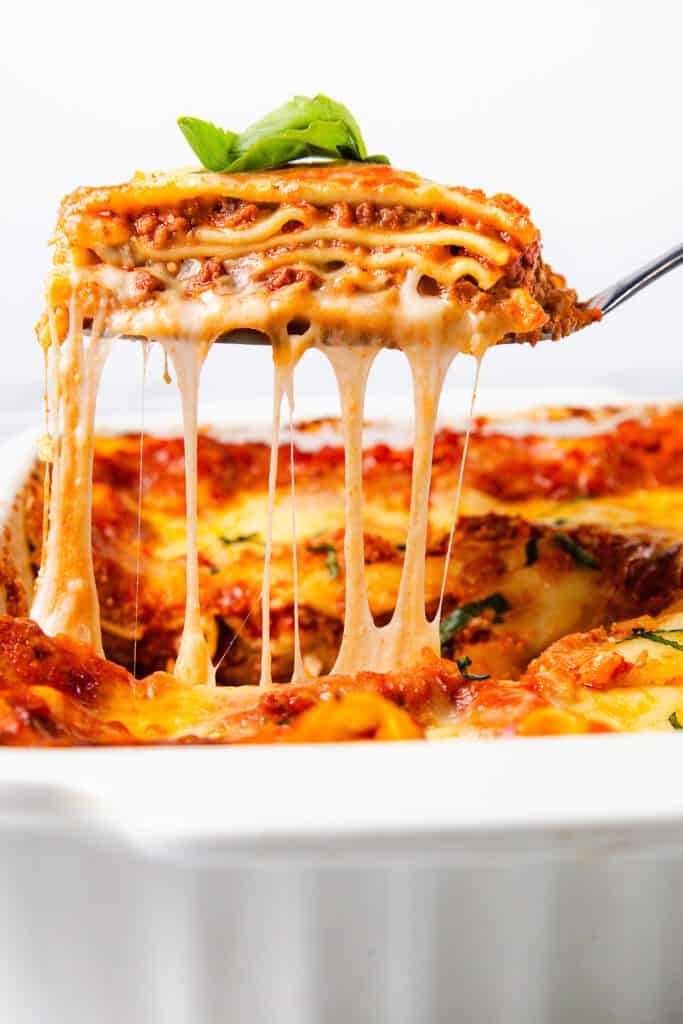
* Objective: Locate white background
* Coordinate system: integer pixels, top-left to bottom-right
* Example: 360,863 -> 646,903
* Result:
1,0 -> 681,434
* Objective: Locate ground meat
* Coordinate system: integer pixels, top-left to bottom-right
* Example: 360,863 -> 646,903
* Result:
132,209 -> 189,249
129,197 -> 435,249
265,266 -> 319,291
133,212 -> 158,238
374,204 -> 433,229
504,240 -> 542,290
331,202 -> 354,227
133,271 -> 164,296
363,533 -> 400,564
182,258 -> 224,296
497,242 -> 600,342
208,201 -> 259,229
330,201 -> 432,230
355,201 -> 376,226
378,206 -> 401,229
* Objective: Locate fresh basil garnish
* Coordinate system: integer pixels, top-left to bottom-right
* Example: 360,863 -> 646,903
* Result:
554,533 -> 600,570
669,711 -> 683,729
617,627 -> 683,652
307,542 -> 340,580
524,537 -> 539,566
440,593 -> 509,656
178,95 -> 389,173
455,656 -> 491,681
219,532 -> 260,545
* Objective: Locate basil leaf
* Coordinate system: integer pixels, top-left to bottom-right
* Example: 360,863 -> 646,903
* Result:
237,95 -> 366,158
225,120 -> 359,174
177,117 -> 238,172
178,94 -> 389,173
618,627 -> 683,652
669,711 -> 683,729
554,533 -> 601,570
219,532 -> 260,545
525,537 -> 539,566
440,592 -> 510,655
307,542 -> 340,580
456,655 -> 491,681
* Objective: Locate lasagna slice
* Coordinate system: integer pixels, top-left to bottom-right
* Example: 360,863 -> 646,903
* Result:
42,163 -> 597,351
32,163 -> 598,689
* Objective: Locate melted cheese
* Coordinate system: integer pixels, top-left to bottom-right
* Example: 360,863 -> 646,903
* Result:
31,294 -> 110,650
323,337 -> 488,674
132,340 -> 150,677
437,356 -> 482,619
32,291 -> 524,683
260,335 -> 306,686
161,339 -> 215,686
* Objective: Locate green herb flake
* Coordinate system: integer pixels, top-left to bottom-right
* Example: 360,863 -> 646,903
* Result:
669,711 -> 683,730
395,543 -> 406,552
455,656 -> 491,682
178,95 -> 389,174
524,537 -> 539,566
218,532 -> 261,546
554,532 -> 601,570
207,565 -> 220,576
440,593 -> 510,656
307,542 -> 340,580
617,627 -> 683,653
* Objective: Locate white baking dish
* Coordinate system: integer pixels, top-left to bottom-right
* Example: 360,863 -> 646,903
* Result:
2,386 -> 683,1024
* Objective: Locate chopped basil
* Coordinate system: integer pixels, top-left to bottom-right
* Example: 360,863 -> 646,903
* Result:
440,593 -> 510,656
455,656 -> 491,681
395,543 -> 406,552
178,95 -> 389,173
554,533 -> 600,570
669,711 -> 683,729
617,627 -> 683,652
524,537 -> 539,566
219,532 -> 260,545
207,565 -> 220,575
307,542 -> 340,579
